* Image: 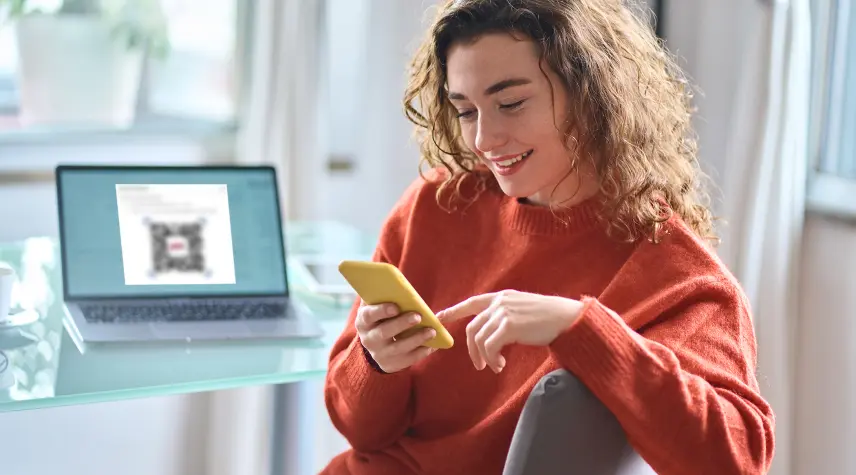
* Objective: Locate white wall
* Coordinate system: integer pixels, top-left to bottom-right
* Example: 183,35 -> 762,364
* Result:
794,214 -> 856,474
664,0 -> 753,202
0,395 -> 209,475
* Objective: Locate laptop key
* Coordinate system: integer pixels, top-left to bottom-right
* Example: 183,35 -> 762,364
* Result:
80,301 -> 289,323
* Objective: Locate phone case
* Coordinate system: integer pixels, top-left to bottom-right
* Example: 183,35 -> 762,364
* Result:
337,260 -> 454,349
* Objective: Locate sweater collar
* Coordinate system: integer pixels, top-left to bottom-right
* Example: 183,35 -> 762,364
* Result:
499,193 -> 603,237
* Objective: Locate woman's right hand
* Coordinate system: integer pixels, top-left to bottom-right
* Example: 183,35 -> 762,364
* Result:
356,303 -> 438,373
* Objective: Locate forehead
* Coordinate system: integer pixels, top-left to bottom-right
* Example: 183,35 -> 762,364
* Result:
445,33 -> 542,95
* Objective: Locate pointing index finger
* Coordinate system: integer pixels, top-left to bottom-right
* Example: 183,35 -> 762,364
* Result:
437,293 -> 496,323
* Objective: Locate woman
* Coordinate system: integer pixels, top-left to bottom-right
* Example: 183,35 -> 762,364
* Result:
322,0 -> 775,474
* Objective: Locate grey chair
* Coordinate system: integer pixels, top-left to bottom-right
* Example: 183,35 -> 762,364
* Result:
503,369 -> 657,475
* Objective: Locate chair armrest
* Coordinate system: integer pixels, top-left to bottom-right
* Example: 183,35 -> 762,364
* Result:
503,369 -> 656,475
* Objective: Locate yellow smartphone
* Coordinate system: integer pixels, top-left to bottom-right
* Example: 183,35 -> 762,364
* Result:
337,260 -> 454,349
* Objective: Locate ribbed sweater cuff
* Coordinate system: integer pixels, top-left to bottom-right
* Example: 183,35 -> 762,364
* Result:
337,337 -> 412,406
550,296 -> 643,394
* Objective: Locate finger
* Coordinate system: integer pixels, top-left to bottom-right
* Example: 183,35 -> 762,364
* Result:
366,303 -> 400,325
466,309 -> 492,370
437,293 -> 497,324
483,319 -> 513,372
356,303 -> 399,334
475,311 -> 504,373
383,344 -> 436,373
375,327 -> 437,369
385,326 -> 437,357
372,312 -> 421,341
362,313 -> 416,351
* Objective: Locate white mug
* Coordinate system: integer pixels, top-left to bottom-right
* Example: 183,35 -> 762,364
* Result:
0,265 -> 14,322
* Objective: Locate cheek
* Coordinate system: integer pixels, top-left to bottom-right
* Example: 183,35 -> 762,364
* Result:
455,111 -> 564,157
516,115 -> 563,152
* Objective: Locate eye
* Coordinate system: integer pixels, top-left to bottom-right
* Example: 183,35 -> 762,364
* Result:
499,99 -> 526,110
456,109 -> 476,120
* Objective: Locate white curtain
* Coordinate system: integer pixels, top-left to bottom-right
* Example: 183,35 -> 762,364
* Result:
718,0 -> 812,474
206,1 -> 324,475
236,0 -> 324,219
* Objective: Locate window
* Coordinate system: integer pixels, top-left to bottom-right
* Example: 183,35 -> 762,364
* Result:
0,0 -> 245,135
812,0 -> 856,177
808,0 -> 856,216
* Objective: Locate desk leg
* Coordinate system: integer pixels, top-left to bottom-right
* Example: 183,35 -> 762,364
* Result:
270,380 -> 315,475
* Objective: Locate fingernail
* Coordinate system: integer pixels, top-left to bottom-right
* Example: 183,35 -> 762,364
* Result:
386,305 -> 397,316
410,313 -> 421,323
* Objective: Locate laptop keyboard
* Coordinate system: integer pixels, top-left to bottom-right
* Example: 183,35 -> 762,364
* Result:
80,300 -> 290,323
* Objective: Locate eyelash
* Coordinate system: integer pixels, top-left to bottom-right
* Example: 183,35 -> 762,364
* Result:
456,99 -> 526,119
501,99 -> 526,110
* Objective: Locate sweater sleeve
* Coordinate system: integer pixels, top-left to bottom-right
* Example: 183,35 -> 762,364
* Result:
323,179 -> 426,452
323,295 -> 414,451
549,277 -> 775,475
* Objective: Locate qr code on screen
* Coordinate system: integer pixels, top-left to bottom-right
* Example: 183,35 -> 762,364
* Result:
147,220 -> 209,275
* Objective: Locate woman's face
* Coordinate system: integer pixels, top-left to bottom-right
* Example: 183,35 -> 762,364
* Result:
446,32 -> 597,206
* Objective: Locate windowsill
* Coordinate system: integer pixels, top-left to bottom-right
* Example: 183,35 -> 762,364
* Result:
806,172 -> 856,221
0,115 -> 240,176
0,115 -> 238,145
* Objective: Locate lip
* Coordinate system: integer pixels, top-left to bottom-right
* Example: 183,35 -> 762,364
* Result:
488,149 -> 533,177
486,151 -> 531,163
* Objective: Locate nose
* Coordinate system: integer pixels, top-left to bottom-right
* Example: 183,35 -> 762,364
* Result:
474,113 -> 508,154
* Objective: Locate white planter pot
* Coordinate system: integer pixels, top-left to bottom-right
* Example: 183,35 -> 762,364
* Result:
13,15 -> 144,127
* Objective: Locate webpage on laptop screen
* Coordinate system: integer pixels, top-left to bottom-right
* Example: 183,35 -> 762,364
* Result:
58,168 -> 287,298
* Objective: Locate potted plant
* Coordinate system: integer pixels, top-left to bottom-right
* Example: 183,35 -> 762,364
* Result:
0,0 -> 168,127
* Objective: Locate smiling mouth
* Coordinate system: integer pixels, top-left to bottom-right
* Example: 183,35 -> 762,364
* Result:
494,150 -> 533,168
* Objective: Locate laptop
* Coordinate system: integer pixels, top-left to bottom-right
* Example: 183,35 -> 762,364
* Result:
54,164 -> 324,343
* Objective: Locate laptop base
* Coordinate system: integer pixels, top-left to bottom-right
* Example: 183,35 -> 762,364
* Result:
63,299 -> 323,344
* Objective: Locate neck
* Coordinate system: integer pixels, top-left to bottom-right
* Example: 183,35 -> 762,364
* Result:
524,168 -> 600,208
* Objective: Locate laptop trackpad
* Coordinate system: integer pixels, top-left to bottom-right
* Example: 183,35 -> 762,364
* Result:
150,321 -> 253,340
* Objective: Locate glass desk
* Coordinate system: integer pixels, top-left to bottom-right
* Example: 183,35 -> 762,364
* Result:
0,221 -> 373,474
0,220 -> 372,411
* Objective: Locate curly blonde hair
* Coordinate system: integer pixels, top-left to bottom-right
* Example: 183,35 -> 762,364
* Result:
403,0 -> 718,244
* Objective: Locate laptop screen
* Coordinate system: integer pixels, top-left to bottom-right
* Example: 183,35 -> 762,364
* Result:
56,166 -> 289,299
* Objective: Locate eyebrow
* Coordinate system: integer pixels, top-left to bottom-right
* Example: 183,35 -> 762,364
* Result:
447,78 -> 532,101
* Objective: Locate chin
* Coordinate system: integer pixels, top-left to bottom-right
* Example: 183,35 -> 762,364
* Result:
483,154 -> 547,199
492,174 -> 538,199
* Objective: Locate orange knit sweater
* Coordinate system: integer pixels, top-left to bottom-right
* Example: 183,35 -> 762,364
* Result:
322,173 -> 775,475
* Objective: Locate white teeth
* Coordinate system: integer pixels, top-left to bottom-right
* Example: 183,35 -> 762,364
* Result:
496,150 -> 531,167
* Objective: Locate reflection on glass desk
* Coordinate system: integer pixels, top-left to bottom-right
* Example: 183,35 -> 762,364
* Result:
0,221 -> 372,413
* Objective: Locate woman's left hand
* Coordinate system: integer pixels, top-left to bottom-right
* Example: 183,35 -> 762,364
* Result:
436,290 -> 585,373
